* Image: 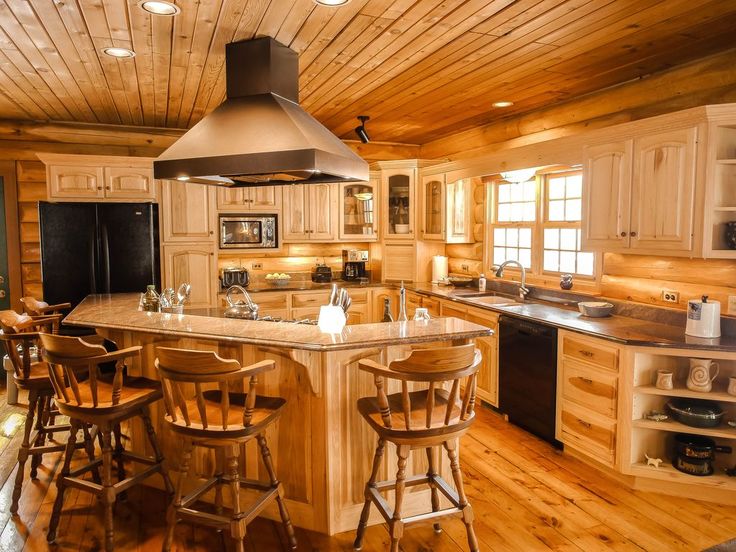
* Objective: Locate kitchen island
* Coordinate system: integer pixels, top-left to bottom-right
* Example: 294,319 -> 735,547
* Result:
64,294 -> 492,535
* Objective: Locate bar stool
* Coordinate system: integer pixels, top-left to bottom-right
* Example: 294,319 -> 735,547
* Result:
155,347 -> 297,552
0,310 -> 99,514
40,333 -> 173,552
354,343 -> 482,552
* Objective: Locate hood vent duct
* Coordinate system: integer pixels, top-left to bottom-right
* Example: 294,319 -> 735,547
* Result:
153,37 -> 369,187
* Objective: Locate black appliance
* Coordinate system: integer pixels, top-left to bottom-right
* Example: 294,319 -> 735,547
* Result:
311,264 -> 332,283
498,315 -> 560,447
342,249 -> 368,281
220,267 -> 249,289
39,202 -> 160,309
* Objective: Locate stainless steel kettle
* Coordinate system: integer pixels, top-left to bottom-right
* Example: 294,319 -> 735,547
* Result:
223,285 -> 258,320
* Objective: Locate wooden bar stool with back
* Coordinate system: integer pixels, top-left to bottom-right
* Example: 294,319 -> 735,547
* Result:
155,347 -> 297,552
39,332 -> 173,552
354,341 -> 482,552
0,310 -> 99,515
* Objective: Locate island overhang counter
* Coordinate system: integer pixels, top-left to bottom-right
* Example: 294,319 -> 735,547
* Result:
63,294 -> 493,535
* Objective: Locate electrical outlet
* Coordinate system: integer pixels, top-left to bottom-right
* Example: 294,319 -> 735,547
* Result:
661,290 -> 680,303
728,295 -> 736,315
252,262 -> 263,270
462,264 -> 469,272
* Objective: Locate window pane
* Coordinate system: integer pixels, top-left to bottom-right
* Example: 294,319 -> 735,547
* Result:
560,228 -> 577,250
511,203 -> 523,221
566,198 -> 582,221
494,247 -> 506,266
544,228 -> 559,249
568,175 -> 582,197
510,183 -> 523,202
548,178 -> 565,199
498,184 -> 510,203
523,202 -> 536,221
523,181 -> 536,201
519,248 -> 531,268
548,200 -> 564,221
498,203 -> 511,222
560,251 -> 576,273
507,228 -> 518,247
494,228 -> 506,246
577,252 -> 595,276
543,250 -> 559,272
506,248 -> 518,262
519,228 -> 532,248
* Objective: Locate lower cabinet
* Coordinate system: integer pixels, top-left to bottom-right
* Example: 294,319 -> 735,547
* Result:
162,244 -> 217,308
373,288 -> 399,321
464,306 -> 499,407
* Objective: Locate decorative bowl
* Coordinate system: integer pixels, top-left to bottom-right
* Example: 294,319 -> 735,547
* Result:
578,301 -> 614,317
265,273 -> 291,287
394,223 -> 410,234
448,276 -> 474,287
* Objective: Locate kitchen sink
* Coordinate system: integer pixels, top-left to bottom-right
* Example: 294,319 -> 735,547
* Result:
466,295 -> 520,306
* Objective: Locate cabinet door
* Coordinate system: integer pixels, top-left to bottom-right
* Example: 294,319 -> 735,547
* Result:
421,174 -> 445,240
440,302 -> 467,320
48,165 -> 105,199
465,308 -> 498,406
309,183 -> 337,240
383,170 -> 415,240
282,185 -> 309,241
217,188 -> 248,210
582,141 -> 632,249
339,181 -> 378,241
162,244 -> 216,307
104,167 -> 155,199
630,127 -> 697,252
373,288 -> 398,321
382,243 -> 416,282
248,186 -> 280,210
161,180 -> 216,242
446,179 -> 473,243
405,291 -> 423,319
347,302 -> 371,325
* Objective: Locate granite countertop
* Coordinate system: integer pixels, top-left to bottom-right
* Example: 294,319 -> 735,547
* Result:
217,281 -> 384,294
406,283 -> 736,352
64,294 -> 492,352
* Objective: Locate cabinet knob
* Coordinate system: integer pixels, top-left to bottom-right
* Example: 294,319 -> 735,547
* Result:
97,186 -> 102,190
630,231 -> 637,237
105,186 -> 111,190
209,231 -> 214,235
620,231 -> 627,237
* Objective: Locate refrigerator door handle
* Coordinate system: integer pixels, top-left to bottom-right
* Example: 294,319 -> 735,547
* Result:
101,223 -> 111,293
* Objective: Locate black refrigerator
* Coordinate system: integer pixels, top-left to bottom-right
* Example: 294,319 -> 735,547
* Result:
39,202 -> 160,309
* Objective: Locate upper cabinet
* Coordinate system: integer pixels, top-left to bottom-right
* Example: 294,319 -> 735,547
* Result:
420,173 -> 473,243
216,186 -> 281,211
382,168 -> 415,240
703,123 -> 736,258
582,125 -> 699,255
338,175 -> 379,241
39,154 -> 157,201
282,183 -> 338,242
160,180 -> 217,242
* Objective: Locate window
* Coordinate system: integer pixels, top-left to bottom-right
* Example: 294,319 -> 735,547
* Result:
488,169 -> 596,278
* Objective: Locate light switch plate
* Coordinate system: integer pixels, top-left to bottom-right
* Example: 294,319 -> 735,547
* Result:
728,295 -> 736,315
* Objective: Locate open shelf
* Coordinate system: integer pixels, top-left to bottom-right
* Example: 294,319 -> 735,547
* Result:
634,384 -> 736,403
629,462 -> 736,489
632,418 -> 736,440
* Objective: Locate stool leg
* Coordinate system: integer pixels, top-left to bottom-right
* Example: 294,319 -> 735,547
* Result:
257,434 -> 297,550
113,423 -> 126,483
214,449 -> 224,516
444,439 -> 478,552
82,423 -> 102,485
226,451 -> 244,552
389,444 -> 409,552
163,438 -> 192,552
426,447 -> 442,534
141,406 -> 174,495
354,438 -> 385,551
30,393 -> 47,479
47,418 -> 79,542
11,389 -> 39,514
101,429 -> 116,552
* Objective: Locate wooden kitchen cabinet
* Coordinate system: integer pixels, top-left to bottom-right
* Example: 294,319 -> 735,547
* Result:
216,186 -> 280,211
465,306 -> 499,406
161,180 -> 217,242
420,174 -> 473,243
48,164 -> 105,199
582,126 -> 698,254
338,177 -> 379,241
381,167 -> 416,240
104,167 -> 156,199
162,243 -> 217,307
283,183 -> 338,241
373,288 -> 399,321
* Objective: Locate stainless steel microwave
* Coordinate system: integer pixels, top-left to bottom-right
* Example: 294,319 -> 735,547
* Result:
219,215 -> 278,249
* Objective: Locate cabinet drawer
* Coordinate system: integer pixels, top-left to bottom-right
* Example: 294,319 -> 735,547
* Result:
291,291 -> 330,308
422,296 -> 440,317
253,292 -> 288,310
440,302 -> 467,319
561,359 -> 617,418
348,289 -> 370,304
560,402 -> 616,466
562,335 -> 618,371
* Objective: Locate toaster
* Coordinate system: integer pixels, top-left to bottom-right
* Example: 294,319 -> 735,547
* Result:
311,264 -> 332,283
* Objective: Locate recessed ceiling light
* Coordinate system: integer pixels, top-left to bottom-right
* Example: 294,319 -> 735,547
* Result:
492,101 -> 514,108
139,0 -> 180,16
102,47 -> 136,58
176,176 -> 190,181
314,0 -> 350,6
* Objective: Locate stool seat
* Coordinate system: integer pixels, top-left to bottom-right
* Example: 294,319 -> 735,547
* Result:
53,375 -> 161,419
13,360 -> 54,389
164,389 -> 285,439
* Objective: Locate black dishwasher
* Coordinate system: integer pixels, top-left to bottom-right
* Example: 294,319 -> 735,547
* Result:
498,315 -> 561,447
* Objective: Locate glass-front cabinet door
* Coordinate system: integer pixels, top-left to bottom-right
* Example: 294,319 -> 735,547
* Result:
339,180 -> 378,240
422,173 -> 445,240
383,170 -> 415,240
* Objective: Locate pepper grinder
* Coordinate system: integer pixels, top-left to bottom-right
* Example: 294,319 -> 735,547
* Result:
398,281 -> 408,322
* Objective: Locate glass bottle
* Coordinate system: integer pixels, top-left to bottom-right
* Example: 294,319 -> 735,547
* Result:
381,298 -> 394,322
142,285 -> 160,312
398,281 -> 408,322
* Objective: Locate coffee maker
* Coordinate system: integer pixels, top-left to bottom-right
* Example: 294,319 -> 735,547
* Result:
342,249 -> 368,281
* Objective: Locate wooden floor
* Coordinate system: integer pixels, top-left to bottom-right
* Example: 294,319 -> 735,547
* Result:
0,388 -> 734,552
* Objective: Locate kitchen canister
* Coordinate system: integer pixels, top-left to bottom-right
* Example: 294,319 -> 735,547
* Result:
685,295 -> 721,338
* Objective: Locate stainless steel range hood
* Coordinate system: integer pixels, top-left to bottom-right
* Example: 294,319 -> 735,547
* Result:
153,37 -> 368,187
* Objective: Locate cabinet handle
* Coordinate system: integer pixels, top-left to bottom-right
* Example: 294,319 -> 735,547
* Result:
579,377 -> 593,384
577,419 -> 592,429
209,231 -> 214,235
97,186 -> 102,190
620,231 -> 627,237
105,186 -> 111,190
630,231 -> 637,237
579,350 -> 594,358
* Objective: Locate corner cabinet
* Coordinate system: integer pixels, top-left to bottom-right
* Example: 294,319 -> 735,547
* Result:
338,175 -> 379,241
381,168 -> 416,240
582,127 -> 698,255
282,183 -> 338,242
420,173 -> 473,243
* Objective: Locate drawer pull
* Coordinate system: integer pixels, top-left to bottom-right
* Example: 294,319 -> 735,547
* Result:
577,419 -> 592,429
579,377 -> 593,384
579,350 -> 594,358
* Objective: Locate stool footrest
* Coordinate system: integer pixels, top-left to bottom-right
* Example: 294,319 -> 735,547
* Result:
68,458 -> 102,478
238,487 -> 278,526
178,507 -> 230,530
41,423 -> 72,434
65,475 -> 102,494
29,442 -> 68,455
375,474 -> 429,491
181,477 -> 219,508
366,474 -> 462,525
120,450 -> 157,466
113,464 -> 162,495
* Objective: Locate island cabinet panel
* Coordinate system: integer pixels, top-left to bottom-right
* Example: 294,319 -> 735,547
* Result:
162,244 -> 216,307
161,180 -> 216,242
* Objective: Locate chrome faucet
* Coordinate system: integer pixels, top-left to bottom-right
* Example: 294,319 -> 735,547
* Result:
495,260 -> 530,300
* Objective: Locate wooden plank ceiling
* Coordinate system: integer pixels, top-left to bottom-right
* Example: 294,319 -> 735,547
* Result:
0,0 -> 734,145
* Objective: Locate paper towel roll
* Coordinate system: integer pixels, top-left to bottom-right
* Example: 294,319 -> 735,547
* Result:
432,256 -> 448,283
